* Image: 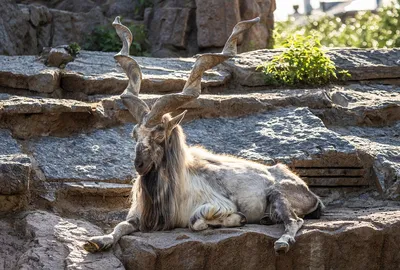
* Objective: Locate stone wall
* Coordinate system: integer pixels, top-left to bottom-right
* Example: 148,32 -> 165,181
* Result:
1,0 -> 276,56
145,0 -> 276,57
1,45 -> 400,269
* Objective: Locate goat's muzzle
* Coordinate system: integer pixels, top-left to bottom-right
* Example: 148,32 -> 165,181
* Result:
134,158 -> 152,176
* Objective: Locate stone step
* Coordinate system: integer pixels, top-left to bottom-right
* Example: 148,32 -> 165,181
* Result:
1,49 -> 400,97
2,83 -> 399,139
0,51 -> 230,97
22,108 -> 372,209
314,84 -> 400,127
3,202 -> 400,269
0,55 -> 60,94
330,123 -> 400,200
0,88 -> 333,138
63,181 -> 132,197
225,48 -> 400,87
118,204 -> 400,270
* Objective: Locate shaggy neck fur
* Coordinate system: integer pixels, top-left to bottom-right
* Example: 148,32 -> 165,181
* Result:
138,125 -> 187,231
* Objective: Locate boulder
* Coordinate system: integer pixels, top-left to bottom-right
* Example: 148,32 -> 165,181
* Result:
2,204 -> 400,270
147,7 -> 192,56
46,46 -> 74,67
0,0 -> 37,55
50,6 -> 108,47
0,154 -> 31,195
238,0 -> 276,52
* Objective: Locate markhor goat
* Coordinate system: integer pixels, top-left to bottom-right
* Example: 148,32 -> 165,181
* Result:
84,16 -> 323,254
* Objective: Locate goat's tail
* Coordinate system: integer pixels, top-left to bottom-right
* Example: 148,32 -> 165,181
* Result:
304,197 -> 325,220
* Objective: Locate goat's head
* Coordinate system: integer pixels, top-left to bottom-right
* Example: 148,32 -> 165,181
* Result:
112,16 -> 260,175
132,112 -> 186,175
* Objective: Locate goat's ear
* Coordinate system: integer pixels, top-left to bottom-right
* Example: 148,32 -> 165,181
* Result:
167,110 -> 187,132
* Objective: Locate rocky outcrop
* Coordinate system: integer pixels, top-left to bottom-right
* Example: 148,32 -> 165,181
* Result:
0,1 -> 107,55
146,0 -> 276,57
1,204 -> 400,270
4,0 -> 275,57
1,47 -> 400,269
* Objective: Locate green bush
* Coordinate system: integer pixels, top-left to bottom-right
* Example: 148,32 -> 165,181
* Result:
257,35 -> 350,86
67,42 -> 81,57
84,23 -> 151,56
274,0 -> 400,48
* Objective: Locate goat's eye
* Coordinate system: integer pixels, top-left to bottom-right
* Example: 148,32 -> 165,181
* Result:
155,134 -> 165,143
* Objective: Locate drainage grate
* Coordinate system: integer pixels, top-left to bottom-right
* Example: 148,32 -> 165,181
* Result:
293,167 -> 368,187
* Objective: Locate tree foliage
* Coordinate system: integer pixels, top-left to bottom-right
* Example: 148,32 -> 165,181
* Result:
274,0 -> 400,48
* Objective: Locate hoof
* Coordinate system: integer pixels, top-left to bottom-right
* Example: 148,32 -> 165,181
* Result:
260,215 -> 275,225
83,236 -> 113,253
237,212 -> 247,226
274,240 -> 290,254
190,218 -> 209,231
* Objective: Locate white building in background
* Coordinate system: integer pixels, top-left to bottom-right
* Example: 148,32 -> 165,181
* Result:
275,0 -> 393,21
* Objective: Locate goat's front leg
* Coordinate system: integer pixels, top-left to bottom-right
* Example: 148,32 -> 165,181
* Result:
83,218 -> 138,253
189,203 -> 247,231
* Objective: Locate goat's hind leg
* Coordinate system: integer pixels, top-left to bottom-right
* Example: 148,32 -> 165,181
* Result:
189,203 -> 247,231
268,191 -> 304,254
83,218 -> 138,253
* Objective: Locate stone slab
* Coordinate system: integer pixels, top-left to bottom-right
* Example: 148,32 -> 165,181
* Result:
184,107 -> 358,166
316,84 -> 400,127
1,88 -> 333,139
28,124 -> 136,183
0,55 -> 60,93
119,203 -> 400,270
27,107 -> 364,188
0,93 -> 93,114
332,123 -> 400,200
64,181 -> 132,196
96,88 -> 333,121
61,51 -> 231,94
224,48 -> 400,87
